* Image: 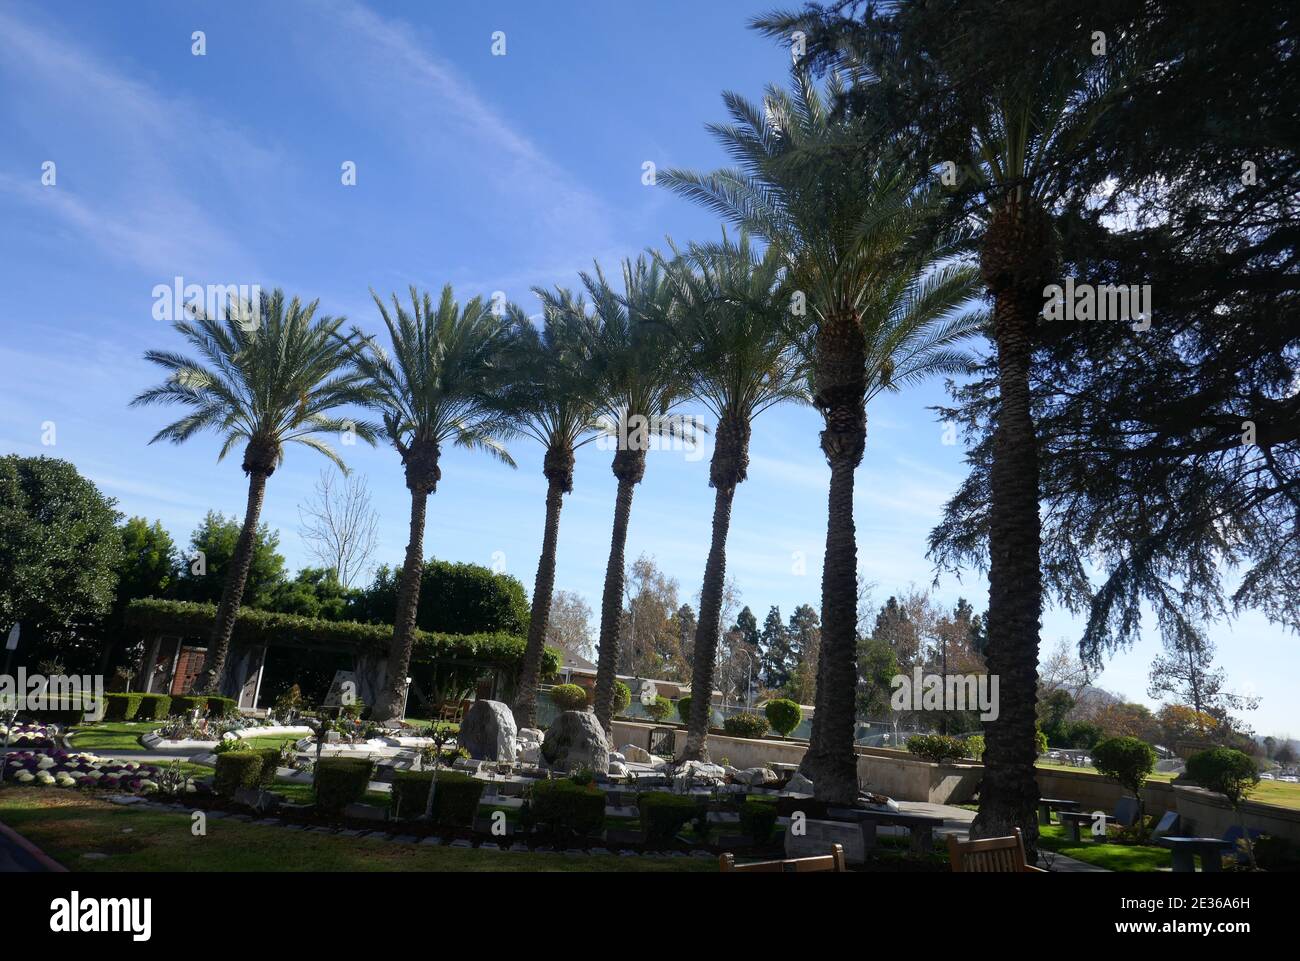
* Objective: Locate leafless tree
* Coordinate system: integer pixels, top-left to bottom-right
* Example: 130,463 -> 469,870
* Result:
297,469 -> 378,588
546,590 -> 596,661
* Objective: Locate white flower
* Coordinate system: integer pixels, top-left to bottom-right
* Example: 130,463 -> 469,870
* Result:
14,771 -> 34,783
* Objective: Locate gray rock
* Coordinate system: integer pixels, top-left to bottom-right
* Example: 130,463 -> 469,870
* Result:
458,700 -> 518,762
541,710 -> 610,774
619,743 -> 653,764
733,767 -> 779,787
517,727 -> 543,746
608,760 -> 629,778
784,771 -> 815,796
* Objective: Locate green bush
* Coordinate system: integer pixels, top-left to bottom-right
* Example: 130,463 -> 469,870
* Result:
763,699 -> 801,737
549,684 -> 589,711
722,713 -> 769,739
207,696 -> 239,718
388,770 -> 484,825
612,680 -> 631,716
214,751 -> 264,796
739,798 -> 778,843
169,694 -> 208,716
1035,726 -> 1049,756
638,792 -> 699,846
134,693 -> 172,720
530,779 -> 606,838
905,734 -> 971,763
1092,736 -> 1157,796
313,757 -> 375,814
645,695 -> 673,722
1186,748 -> 1260,807
103,693 -> 144,721
964,734 -> 985,760
675,695 -> 691,724
254,747 -> 281,788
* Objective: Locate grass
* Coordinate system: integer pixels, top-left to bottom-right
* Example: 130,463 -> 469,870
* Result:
230,734 -> 307,752
66,721 -> 156,752
1036,823 -> 1172,872
1036,762 -> 1300,811
0,788 -> 714,872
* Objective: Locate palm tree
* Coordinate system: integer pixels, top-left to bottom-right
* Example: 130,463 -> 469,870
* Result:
658,232 -> 805,761
496,301 -> 605,729
132,290 -> 376,694
539,256 -> 688,733
343,285 -> 518,721
662,69 -> 981,801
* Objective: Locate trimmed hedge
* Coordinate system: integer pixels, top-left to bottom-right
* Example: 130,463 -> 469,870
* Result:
905,734 -> 971,763
313,757 -> 375,814
645,695 -> 673,722
676,694 -> 691,724
387,770 -> 484,825
531,778 -> 606,838
134,693 -> 172,720
254,747 -> 281,788
214,751 -> 264,796
169,694 -> 207,716
638,792 -> 699,846
739,798 -> 778,843
549,684 -> 589,711
103,693 -> 144,721
612,680 -> 631,715
123,598 -> 557,676
763,699 -> 801,737
722,713 -> 769,739
207,696 -> 238,718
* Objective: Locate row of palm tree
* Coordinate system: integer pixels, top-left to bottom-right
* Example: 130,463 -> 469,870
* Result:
132,66 -> 983,800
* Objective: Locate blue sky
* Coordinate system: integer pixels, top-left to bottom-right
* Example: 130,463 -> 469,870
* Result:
0,0 -> 1292,736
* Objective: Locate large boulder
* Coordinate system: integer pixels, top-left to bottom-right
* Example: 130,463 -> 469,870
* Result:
620,743 -> 654,764
458,700 -> 518,762
541,711 -> 610,774
733,767 -> 779,787
783,771 -> 815,797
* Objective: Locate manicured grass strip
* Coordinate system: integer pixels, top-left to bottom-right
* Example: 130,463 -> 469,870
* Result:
1036,762 -> 1177,782
65,722 -> 157,752
1036,824 -> 1170,872
230,734 -> 306,752
0,789 -> 714,872
1036,763 -> 1300,810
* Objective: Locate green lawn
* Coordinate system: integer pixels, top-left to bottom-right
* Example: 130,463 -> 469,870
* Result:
0,788 -> 714,872
1036,763 -> 1300,811
66,721 -> 157,752
230,734 -> 307,752
1037,824 -> 1172,871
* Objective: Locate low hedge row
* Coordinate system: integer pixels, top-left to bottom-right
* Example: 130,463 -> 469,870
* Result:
103,692 -> 181,721
388,770 -> 485,825
314,758 -> 376,814
530,778 -> 606,838
211,747 -> 283,794
638,792 -> 700,846
168,694 -> 238,718
739,798 -> 778,843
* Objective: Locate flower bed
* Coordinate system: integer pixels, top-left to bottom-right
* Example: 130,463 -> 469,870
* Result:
1,722 -> 60,750
2,750 -> 172,794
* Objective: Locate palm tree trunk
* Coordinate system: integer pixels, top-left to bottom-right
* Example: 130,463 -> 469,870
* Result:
682,482 -> 738,761
512,473 -> 567,728
971,204 -> 1048,855
374,486 -> 429,721
800,310 -> 867,804
593,456 -> 642,733
197,469 -> 269,695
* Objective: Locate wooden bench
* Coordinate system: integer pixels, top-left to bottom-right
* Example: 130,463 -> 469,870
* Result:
720,843 -> 847,873
948,828 -> 1045,872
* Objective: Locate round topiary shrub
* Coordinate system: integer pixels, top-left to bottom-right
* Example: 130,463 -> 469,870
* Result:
612,680 -> 631,716
645,695 -> 673,722
1186,747 -> 1260,807
722,713 -> 769,739
675,694 -> 691,724
1092,736 -> 1157,797
549,684 -> 590,712
905,734 -> 971,763
763,698 -> 802,737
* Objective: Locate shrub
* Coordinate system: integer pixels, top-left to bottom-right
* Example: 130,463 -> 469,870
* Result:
1092,736 -> 1157,797
549,684 -> 589,712
134,694 -> 172,720
639,792 -> 699,846
387,770 -> 484,825
102,693 -> 144,721
763,699 -> 801,737
612,680 -> 631,716
675,695 -> 691,724
169,695 -> 208,717
207,696 -> 239,718
645,695 -> 673,722
964,734 -> 985,760
254,747 -> 281,788
739,798 -> 778,843
723,713 -> 769,739
531,778 -> 606,838
905,734 -> 971,763
213,751 -> 264,796
1186,748 -> 1260,808
313,757 -> 375,814
1035,726 -> 1049,756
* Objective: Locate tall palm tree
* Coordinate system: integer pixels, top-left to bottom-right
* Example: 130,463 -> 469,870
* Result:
658,232 -> 805,761
132,290 -> 376,694
343,285 -> 518,721
663,69 -> 981,802
495,300 -> 605,729
539,256 -> 688,733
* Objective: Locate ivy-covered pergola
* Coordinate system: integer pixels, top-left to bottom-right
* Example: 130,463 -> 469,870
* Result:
124,599 -> 559,713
